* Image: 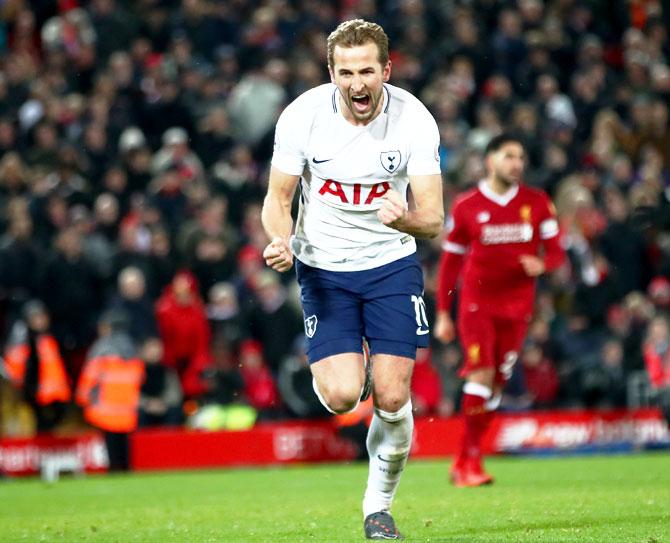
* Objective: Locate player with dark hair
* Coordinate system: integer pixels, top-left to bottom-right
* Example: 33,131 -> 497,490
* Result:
435,133 -> 565,487
262,19 -> 443,540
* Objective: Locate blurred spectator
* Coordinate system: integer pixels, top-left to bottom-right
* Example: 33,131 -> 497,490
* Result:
648,276 -> 670,312
71,204 -> 116,282
138,337 -> 183,427
643,315 -> 670,425
202,337 -> 245,407
177,196 -> 237,286
195,106 -> 235,168
238,338 -> 280,418
520,339 -> 560,409
41,227 -> 103,378
3,300 -> 71,433
597,186 -> 649,295
211,144 -> 263,228
107,266 -> 158,343
76,309 -> 144,471
411,348 -> 443,417
151,126 -> 204,185
118,126 -> 153,195
0,206 -> 43,323
155,270 -> 212,399
278,338 -> 326,418
234,243 -> 266,308
247,269 -> 303,375
578,337 -> 628,408
89,0 -> 139,62
206,281 -> 246,349
227,57 -> 288,148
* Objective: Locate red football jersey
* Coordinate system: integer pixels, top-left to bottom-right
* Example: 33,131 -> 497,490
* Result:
439,181 -> 564,320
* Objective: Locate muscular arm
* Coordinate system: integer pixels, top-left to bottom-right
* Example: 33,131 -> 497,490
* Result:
378,173 -> 444,239
261,166 -> 300,272
262,166 -> 299,241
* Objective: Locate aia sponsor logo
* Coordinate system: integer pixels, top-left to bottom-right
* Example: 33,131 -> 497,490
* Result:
318,179 -> 390,205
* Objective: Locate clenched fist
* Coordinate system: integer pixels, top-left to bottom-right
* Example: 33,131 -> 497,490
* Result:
377,189 -> 407,228
263,237 -> 293,272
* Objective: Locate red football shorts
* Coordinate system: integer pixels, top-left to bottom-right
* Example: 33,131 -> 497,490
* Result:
457,308 -> 529,384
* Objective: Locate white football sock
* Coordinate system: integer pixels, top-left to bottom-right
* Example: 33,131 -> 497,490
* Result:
362,400 -> 413,518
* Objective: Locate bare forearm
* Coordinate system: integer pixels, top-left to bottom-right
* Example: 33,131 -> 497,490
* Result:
261,194 -> 293,242
391,209 -> 444,239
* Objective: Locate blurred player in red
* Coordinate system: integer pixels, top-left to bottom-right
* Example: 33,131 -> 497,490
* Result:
435,134 -> 565,487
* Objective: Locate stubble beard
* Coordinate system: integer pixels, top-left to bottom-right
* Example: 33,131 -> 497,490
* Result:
346,87 -> 383,123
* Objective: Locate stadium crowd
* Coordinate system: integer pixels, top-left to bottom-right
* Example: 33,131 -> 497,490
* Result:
1,0 -> 670,436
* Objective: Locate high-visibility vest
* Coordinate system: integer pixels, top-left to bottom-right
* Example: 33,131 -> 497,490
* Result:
4,335 -> 72,405
76,355 -> 145,433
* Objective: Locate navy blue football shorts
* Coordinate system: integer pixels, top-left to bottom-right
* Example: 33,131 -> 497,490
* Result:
295,254 -> 430,364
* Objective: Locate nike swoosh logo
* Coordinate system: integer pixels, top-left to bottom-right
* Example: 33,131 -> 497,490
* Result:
377,454 -> 402,463
312,157 -> 332,164
416,328 -> 429,335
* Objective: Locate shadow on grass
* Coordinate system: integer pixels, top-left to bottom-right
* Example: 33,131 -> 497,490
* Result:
404,511 -> 670,542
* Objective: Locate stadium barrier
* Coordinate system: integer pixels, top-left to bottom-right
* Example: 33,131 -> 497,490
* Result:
0,409 -> 667,476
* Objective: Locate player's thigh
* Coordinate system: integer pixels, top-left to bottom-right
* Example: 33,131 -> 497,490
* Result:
457,310 -> 496,378
493,318 -> 529,384
361,256 -> 429,360
371,354 -> 414,412
296,260 -> 364,364
311,352 -> 366,403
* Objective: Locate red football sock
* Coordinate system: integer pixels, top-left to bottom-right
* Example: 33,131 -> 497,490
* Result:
456,384 -> 493,469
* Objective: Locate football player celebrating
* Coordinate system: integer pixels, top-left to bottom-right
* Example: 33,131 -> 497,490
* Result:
262,19 -> 443,540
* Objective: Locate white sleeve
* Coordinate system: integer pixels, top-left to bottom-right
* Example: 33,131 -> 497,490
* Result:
270,103 -> 307,176
406,105 -> 441,176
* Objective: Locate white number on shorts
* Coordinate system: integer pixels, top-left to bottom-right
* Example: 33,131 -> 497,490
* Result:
411,295 -> 430,335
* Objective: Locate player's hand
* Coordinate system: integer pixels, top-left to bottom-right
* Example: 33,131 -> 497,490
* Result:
377,190 -> 407,228
434,311 -> 456,343
263,236 -> 293,272
519,254 -> 545,277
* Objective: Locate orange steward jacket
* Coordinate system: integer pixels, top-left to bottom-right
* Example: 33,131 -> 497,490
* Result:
4,332 -> 71,405
76,332 -> 145,433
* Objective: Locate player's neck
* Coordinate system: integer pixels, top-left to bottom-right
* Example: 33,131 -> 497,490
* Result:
487,176 -> 517,195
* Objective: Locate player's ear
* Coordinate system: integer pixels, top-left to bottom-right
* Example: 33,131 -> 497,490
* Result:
328,65 -> 336,84
382,60 -> 391,82
484,152 -> 494,171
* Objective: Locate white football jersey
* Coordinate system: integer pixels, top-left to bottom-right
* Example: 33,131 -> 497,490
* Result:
271,83 -> 441,271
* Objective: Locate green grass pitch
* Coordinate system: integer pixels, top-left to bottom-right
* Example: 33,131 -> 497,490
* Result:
1,453 -> 669,542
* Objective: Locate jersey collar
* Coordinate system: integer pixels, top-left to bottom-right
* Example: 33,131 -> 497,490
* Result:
478,179 -> 519,206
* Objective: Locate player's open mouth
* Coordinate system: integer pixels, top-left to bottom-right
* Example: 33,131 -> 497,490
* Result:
351,94 -> 370,112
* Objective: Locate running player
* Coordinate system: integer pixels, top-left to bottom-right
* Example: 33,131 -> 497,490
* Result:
262,19 -> 443,540
435,133 -> 565,487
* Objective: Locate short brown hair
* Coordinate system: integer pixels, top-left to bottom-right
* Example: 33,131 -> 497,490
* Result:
327,19 -> 389,69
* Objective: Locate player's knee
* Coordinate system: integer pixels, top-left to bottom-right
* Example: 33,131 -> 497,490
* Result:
319,383 -> 360,414
374,393 -> 411,419
467,368 -> 495,388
